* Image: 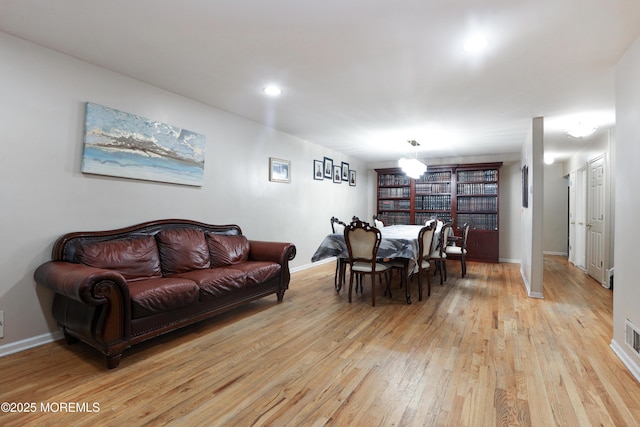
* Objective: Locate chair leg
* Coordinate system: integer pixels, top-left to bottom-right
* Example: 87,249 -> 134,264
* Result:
371,273 -> 376,307
417,268 -> 423,301
461,255 -> 466,277
348,270 -> 355,303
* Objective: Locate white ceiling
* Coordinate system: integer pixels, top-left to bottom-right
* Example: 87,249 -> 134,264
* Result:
2,0 -> 639,163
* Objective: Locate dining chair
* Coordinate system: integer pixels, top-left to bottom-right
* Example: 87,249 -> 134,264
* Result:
373,215 -> 384,229
330,216 -> 348,291
415,223 -> 436,301
429,222 -> 451,286
445,222 -> 470,277
344,220 -> 390,306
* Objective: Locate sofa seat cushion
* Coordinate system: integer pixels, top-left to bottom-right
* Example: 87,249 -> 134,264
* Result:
128,277 -> 200,318
156,228 -> 210,275
74,235 -> 162,282
206,233 -> 249,267
172,267 -> 247,301
230,261 -> 281,287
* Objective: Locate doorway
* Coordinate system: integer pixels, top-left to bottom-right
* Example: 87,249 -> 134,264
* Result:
587,155 -> 606,285
567,154 -> 608,286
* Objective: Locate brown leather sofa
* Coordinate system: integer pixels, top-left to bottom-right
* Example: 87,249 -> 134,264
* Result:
34,219 -> 296,369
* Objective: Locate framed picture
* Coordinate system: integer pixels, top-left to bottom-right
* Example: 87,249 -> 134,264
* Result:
323,157 -> 333,179
82,102 -> 206,187
313,160 -> 324,180
333,165 -> 342,183
349,170 -> 356,186
521,165 -> 529,208
341,162 -> 349,181
269,158 -> 291,183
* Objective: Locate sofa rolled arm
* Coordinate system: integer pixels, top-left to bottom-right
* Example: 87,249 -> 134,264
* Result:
248,241 -> 297,265
34,261 -> 130,306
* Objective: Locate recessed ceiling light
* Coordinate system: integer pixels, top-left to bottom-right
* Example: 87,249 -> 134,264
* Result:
263,85 -> 282,96
544,154 -> 555,165
463,35 -> 488,53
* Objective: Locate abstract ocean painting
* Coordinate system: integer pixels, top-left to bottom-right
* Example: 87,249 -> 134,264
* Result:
81,103 -> 206,186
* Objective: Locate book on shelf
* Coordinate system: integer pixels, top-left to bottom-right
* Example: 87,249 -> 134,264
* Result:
457,169 -> 498,182
457,196 -> 498,212
378,174 -> 411,186
456,213 -> 498,230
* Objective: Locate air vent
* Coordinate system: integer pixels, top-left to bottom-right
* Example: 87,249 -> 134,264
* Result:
625,319 -> 640,356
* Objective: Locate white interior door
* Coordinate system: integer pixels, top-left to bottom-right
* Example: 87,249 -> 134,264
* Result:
587,155 -> 605,284
568,171 -> 576,264
575,166 -> 587,270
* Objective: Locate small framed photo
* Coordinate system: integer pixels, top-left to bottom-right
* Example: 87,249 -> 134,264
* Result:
333,165 -> 342,183
341,162 -> 349,181
323,157 -> 333,179
349,170 -> 356,186
269,157 -> 291,183
521,165 -> 529,207
313,160 -> 323,180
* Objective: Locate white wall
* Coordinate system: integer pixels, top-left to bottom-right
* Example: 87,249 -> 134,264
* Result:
0,32 -> 371,351
543,162 -> 569,255
499,161 -> 522,262
611,33 -> 640,381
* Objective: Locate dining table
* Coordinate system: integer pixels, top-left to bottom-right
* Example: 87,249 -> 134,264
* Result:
311,224 -> 445,304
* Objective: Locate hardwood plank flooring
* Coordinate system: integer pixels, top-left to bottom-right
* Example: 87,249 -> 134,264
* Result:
1,256 -> 639,426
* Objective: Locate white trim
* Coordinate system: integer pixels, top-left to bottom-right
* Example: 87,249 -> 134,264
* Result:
543,251 -> 568,256
499,258 -> 521,263
520,265 -> 544,299
291,257 -> 335,273
610,338 -> 640,384
0,330 -> 63,358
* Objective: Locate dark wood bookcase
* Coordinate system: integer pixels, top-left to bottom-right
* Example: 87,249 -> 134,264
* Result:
376,162 -> 502,262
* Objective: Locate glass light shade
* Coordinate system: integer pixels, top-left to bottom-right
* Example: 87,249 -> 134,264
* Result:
566,124 -> 597,138
399,157 -> 427,179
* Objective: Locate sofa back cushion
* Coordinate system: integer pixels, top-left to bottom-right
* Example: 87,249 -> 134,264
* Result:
75,235 -> 162,282
156,228 -> 210,275
206,233 -> 250,267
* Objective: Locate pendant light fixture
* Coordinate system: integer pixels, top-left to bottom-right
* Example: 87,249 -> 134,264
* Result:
399,140 -> 427,179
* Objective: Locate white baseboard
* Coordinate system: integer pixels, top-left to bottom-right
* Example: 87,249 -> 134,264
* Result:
543,251 -> 568,256
291,257 -> 335,273
0,330 -> 64,358
610,338 -> 640,384
520,265 -> 544,299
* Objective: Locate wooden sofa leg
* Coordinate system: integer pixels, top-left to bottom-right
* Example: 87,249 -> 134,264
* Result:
63,331 -> 79,345
106,353 -> 122,369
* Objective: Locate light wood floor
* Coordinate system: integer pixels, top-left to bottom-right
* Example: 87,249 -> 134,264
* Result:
1,256 -> 639,426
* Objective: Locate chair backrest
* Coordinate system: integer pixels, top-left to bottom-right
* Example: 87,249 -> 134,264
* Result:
331,216 -> 347,234
373,215 -> 384,229
344,220 -> 382,262
436,222 -> 452,255
461,222 -> 471,248
418,223 -> 436,262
